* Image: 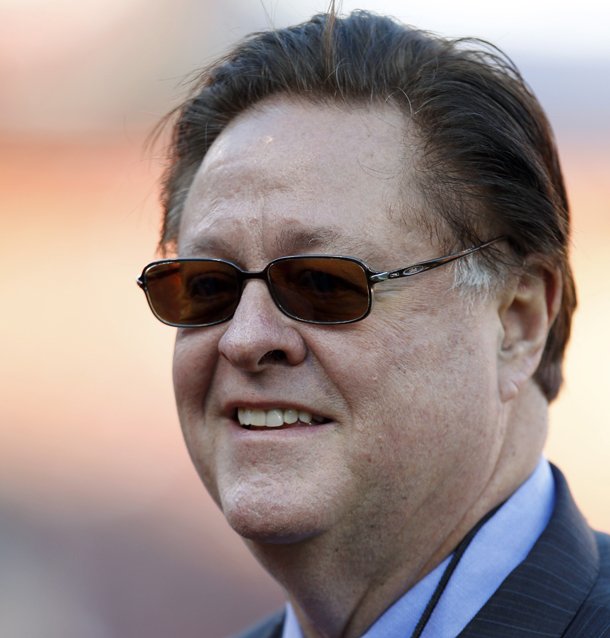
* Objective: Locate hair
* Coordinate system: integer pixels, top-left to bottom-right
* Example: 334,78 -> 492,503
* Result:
156,8 -> 576,402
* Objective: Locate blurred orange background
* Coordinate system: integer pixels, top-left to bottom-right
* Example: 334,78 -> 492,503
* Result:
1,1 -> 608,636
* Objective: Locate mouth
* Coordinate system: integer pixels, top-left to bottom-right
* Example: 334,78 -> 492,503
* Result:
236,407 -> 331,430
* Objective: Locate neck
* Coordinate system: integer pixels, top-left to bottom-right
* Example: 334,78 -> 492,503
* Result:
246,524 -> 442,638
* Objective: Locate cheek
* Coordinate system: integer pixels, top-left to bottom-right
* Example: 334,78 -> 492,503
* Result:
172,330 -> 219,411
172,331 -> 221,492
318,316 -> 452,418
321,309 -> 500,466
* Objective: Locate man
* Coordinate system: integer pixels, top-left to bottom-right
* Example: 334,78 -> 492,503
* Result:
137,8 -> 610,638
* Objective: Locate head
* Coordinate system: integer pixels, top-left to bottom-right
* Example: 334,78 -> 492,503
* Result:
159,9 -> 576,401
148,9 -> 575,566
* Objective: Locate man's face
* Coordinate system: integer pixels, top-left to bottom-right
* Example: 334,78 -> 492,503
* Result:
173,97 -> 506,553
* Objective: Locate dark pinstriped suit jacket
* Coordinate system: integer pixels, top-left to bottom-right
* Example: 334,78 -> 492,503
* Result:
233,467 -> 610,637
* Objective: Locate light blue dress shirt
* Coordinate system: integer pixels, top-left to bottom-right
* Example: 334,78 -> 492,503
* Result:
282,457 -> 555,638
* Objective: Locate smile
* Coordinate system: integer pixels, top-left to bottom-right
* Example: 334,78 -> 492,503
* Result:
236,407 -> 329,429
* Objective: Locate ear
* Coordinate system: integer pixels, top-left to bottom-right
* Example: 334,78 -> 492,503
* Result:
497,263 -> 562,403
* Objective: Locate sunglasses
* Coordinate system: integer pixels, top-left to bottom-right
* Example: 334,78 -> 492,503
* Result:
137,237 -> 503,327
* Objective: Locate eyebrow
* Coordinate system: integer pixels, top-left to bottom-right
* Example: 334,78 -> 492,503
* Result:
182,235 -> 236,257
275,227 -> 368,255
183,225 -> 380,263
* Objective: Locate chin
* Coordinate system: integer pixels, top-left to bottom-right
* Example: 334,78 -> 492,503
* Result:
220,490 -> 325,545
225,511 -> 322,545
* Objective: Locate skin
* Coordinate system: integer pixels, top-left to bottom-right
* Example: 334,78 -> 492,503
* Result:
172,97 -> 561,638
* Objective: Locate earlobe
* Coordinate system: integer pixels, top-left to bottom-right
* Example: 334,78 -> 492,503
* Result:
497,264 -> 562,402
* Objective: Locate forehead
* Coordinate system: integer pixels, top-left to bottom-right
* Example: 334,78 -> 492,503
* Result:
179,97 -> 424,264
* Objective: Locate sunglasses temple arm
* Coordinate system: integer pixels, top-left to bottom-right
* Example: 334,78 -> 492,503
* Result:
369,238 -> 505,284
370,255 -> 462,283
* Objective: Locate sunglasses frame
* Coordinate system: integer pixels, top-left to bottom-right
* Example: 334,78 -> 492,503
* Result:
137,237 -> 505,328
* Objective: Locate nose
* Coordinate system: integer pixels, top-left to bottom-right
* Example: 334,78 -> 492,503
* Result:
217,280 -> 307,371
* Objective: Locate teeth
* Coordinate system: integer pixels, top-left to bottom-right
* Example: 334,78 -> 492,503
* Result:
265,409 -> 284,428
237,408 -> 251,426
236,407 -> 325,428
284,409 -> 298,424
298,410 -> 312,424
250,409 -> 266,426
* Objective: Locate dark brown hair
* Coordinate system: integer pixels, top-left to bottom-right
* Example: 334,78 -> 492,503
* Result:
157,9 -> 576,401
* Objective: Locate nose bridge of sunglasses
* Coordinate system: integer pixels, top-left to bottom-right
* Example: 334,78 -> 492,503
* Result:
233,268 -> 280,308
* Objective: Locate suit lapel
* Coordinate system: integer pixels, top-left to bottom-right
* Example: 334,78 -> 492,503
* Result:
460,466 -> 600,637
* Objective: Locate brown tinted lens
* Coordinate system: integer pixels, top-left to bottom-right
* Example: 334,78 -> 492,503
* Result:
144,261 -> 240,326
268,257 -> 370,323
